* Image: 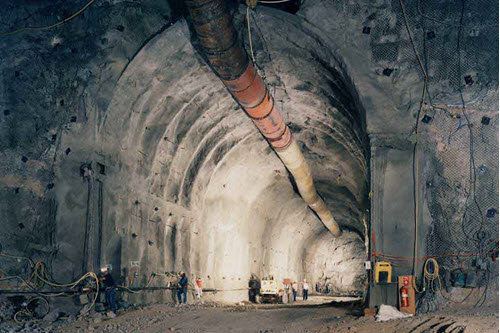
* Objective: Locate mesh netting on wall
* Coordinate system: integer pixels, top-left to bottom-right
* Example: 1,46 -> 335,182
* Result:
311,0 -> 498,290
366,0 -> 498,278
424,107 -> 498,272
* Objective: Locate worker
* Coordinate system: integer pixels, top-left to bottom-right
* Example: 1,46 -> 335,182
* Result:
302,279 -> 309,301
316,281 -> 322,293
291,281 -> 298,301
195,277 -> 202,300
99,267 -> 117,316
248,275 -> 258,303
177,271 -> 188,304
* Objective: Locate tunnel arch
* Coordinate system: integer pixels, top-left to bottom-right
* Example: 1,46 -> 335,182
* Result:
95,7 -> 369,301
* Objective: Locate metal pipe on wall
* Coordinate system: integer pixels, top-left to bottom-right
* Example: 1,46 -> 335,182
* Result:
185,0 -> 342,236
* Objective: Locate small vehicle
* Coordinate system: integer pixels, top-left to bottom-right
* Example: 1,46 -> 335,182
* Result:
260,279 -> 283,303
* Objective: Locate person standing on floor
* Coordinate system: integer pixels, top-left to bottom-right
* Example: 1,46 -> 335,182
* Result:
248,275 -> 257,303
292,281 -> 298,301
302,279 -> 309,301
99,267 -> 117,316
177,271 -> 189,304
195,277 -> 203,300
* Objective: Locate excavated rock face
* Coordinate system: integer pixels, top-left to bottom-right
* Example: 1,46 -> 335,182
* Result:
0,2 -> 368,303
50,10 -> 368,301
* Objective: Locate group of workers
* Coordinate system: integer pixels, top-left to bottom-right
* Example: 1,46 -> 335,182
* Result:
99,268 -> 316,314
248,276 -> 311,303
289,279 -> 310,301
97,268 -> 200,315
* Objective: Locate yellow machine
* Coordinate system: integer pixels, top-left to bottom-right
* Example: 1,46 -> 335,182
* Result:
374,261 -> 392,284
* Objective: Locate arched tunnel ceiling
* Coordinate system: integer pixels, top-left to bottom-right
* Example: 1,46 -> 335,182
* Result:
100,16 -> 368,231
91,9 -> 369,295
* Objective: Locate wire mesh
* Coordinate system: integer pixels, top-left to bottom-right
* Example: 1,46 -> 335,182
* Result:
424,110 -> 498,272
358,0 -> 498,278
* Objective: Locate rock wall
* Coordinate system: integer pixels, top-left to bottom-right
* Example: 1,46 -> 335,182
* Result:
1,0 -> 496,310
1,1 -> 369,305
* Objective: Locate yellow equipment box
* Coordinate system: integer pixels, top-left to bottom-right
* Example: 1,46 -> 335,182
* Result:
374,261 -> 392,284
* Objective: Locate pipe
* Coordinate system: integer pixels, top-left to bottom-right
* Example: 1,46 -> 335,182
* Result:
0,289 -> 80,295
121,286 -> 176,291
0,286 -> 177,295
185,0 -> 341,236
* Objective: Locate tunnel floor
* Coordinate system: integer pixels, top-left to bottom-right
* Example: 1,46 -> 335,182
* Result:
27,301 -> 496,333
1,299 -> 496,332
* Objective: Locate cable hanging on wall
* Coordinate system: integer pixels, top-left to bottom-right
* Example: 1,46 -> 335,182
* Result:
0,0 -> 95,37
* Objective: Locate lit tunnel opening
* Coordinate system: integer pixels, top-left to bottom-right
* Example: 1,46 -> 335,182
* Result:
96,5 -> 369,303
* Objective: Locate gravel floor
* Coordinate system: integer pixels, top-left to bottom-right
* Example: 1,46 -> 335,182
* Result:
1,300 -> 496,333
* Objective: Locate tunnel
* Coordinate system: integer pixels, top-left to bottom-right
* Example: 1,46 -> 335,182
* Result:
68,7 -> 370,302
0,0 -> 498,330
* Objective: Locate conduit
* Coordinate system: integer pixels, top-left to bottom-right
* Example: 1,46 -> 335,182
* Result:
185,0 -> 341,236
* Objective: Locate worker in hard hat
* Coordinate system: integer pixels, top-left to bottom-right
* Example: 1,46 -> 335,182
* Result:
291,281 -> 298,302
302,279 -> 309,301
99,267 -> 117,316
177,271 -> 188,304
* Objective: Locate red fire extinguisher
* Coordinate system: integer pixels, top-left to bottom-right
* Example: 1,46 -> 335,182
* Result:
400,277 -> 409,308
401,286 -> 409,307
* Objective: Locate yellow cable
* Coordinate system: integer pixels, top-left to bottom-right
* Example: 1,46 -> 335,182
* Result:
1,256 -> 99,316
15,297 -> 50,322
423,258 -> 439,292
31,262 -> 100,316
0,253 -> 34,267
14,310 -> 32,323
411,258 -> 440,294
117,273 -> 156,293
0,275 -> 65,297
0,0 -> 95,37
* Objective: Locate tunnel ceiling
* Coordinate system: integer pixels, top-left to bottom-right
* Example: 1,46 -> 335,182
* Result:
99,13 -> 369,235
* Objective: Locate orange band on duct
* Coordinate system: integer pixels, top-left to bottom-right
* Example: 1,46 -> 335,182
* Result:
223,62 -> 255,91
222,63 -> 266,108
245,91 -> 274,119
222,59 -> 291,149
252,107 -> 286,139
268,127 -> 292,150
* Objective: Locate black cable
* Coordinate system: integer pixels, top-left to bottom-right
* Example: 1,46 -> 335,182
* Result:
456,0 -> 485,242
419,4 -> 469,267
420,56 -> 469,261
419,0 -> 493,288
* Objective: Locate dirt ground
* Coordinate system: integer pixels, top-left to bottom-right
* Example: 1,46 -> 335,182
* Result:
1,296 -> 497,333
48,301 -> 497,333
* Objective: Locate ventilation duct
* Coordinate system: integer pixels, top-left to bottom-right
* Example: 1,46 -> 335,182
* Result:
185,0 -> 342,236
